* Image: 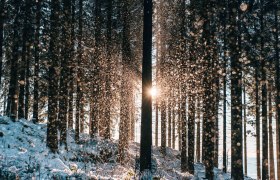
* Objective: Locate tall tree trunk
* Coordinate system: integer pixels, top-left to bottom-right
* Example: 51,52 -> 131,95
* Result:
67,0 -> 75,129
47,0 -> 60,152
80,100 -> 84,133
58,0 -> 72,146
201,2 -> 215,179
274,0 -> 280,179
155,100 -> 159,146
161,100 -> 167,154
168,99 -> 171,148
243,86 -> 247,177
214,78 -> 220,168
196,98 -> 201,163
179,0 -> 187,172
32,0 -> 41,123
7,0 -> 21,121
139,0 -> 153,171
90,0 -> 102,137
181,88 -> 187,172
260,1 -> 268,180
223,36 -> 227,173
104,0 -> 112,139
188,95 -> 195,174
118,0 -> 132,164
0,0 -> 4,87
178,94 -> 182,151
172,102 -> 176,149
229,0 -> 243,178
24,46 -> 31,120
75,0 -> 83,143
256,59 -> 261,180
18,0 -> 30,119
268,83 -> 275,180
130,93 -> 135,141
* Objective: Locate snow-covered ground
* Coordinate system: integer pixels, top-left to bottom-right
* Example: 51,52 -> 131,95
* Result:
0,116 -> 254,179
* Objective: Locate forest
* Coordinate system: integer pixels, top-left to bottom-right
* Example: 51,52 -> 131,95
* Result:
0,0 -> 280,179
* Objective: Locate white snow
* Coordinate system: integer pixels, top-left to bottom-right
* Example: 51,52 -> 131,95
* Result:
0,116 -> 255,179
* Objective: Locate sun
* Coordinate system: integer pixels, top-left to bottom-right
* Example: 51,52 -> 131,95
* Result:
150,87 -> 158,97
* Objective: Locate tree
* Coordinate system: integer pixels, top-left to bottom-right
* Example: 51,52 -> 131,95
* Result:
229,0 -> 244,178
139,0 -> 153,171
118,0 -> 133,164
0,0 -> 4,87
75,0 -> 83,143
179,0 -> 187,172
32,0 -> 41,123
18,0 -> 32,120
104,0 -> 113,139
47,0 -> 60,152
274,0 -> 280,179
58,0 -> 72,146
7,0 -> 21,121
67,0 -> 76,129
268,82 -> 275,179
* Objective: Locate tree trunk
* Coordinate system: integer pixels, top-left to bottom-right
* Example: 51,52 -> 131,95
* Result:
181,88 -> 187,172
223,38 -> 227,173
256,60 -> 261,180
24,46 -> 31,120
188,95 -> 195,174
214,78 -> 219,168
47,0 -> 60,152
274,1 -> 280,179
260,1 -> 269,179
0,0 -> 4,87
196,97 -> 201,163
155,100 -> 159,146
7,0 -> 21,121
104,0 -> 112,139
268,83 -> 275,180
229,0 -> 243,178
75,0 -> 83,143
58,0 -> 72,146
222,0 -> 228,173
168,99 -> 171,148
67,0 -> 75,130
172,102 -> 176,149
243,86 -> 248,177
161,99 -> 167,155
32,0 -> 41,123
139,0 -> 153,171
118,0 -> 132,164
18,0 -> 30,120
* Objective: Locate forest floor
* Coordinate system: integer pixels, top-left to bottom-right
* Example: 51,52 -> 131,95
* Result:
0,116 -> 254,180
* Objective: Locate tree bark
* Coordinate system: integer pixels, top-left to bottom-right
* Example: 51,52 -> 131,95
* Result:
75,0 -> 83,143
268,83 -> 275,180
139,0 -> 153,171
187,95 -> 195,174
229,0 -> 243,178
7,0 -> 21,121
47,0 -> 60,152
196,97 -> 201,163
274,1 -> 280,179
243,86 -> 248,177
67,0 -> 76,130
104,0 -> 112,139
0,0 -> 4,87
32,0 -> 41,123
168,99 -> 171,148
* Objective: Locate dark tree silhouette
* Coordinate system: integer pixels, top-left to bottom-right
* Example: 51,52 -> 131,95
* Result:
140,0 -> 153,172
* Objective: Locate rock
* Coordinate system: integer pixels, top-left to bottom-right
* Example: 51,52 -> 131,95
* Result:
0,132 -> 3,137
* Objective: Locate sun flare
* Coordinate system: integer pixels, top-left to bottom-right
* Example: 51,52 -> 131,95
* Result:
150,87 -> 158,97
